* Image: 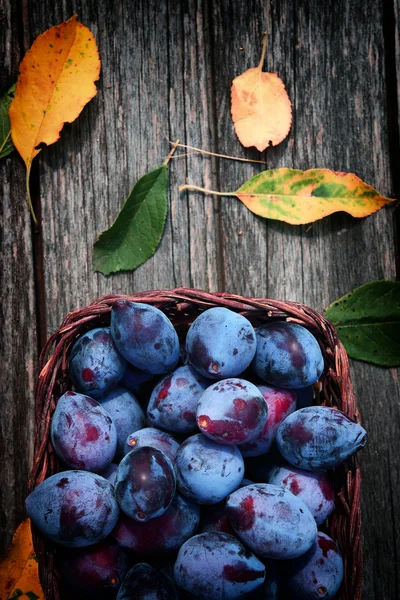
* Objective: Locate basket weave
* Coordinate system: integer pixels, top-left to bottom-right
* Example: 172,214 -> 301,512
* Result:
29,288 -> 362,600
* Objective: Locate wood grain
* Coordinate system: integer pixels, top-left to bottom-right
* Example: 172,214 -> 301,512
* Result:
0,0 -> 38,555
1,0 -> 399,597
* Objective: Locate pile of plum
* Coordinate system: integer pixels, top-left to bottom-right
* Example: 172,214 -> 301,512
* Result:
26,301 -> 367,599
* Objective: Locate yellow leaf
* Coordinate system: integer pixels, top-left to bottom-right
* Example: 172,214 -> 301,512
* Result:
0,519 -> 44,600
231,33 -> 292,151
8,14 -> 100,226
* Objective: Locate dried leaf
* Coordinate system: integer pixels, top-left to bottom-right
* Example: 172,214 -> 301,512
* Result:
0,84 -> 16,159
324,281 -> 400,367
0,519 -> 44,600
9,14 -> 100,225
180,168 -> 393,225
231,33 -> 292,151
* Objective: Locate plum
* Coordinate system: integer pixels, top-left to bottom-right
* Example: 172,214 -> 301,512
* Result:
252,322 -> 324,388
276,406 -> 367,470
147,365 -> 209,434
269,465 -> 335,525
50,391 -> 117,472
283,532 -> 344,599
196,378 -> 268,445
110,301 -> 180,374
174,531 -> 265,599
69,327 -> 126,399
115,446 -> 176,521
175,433 -> 244,504
25,471 -> 119,547
186,307 -> 257,380
226,483 -> 317,559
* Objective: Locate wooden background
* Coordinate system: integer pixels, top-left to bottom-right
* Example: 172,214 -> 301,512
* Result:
1,0 -> 399,597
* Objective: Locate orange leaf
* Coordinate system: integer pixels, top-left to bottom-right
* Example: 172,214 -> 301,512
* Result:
0,519 -> 44,599
231,33 -> 292,151
9,14 -> 100,225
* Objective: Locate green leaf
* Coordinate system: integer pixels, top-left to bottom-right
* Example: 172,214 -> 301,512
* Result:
0,84 -> 16,159
93,164 -> 169,275
324,280 -> 400,367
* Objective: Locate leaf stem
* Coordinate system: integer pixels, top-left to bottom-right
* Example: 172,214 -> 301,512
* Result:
179,184 -> 237,197
258,31 -> 267,70
163,139 -> 180,165
25,164 -> 39,229
0,130 -> 11,156
167,138 -> 266,165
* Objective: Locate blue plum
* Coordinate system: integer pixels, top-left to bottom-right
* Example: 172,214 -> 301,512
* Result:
120,364 -> 155,394
147,365 -> 209,434
269,465 -> 335,525
117,563 -> 177,600
284,532 -> 344,599
226,483 -> 317,559
239,385 -> 296,456
175,433 -> 244,504
112,493 -> 200,553
99,386 -> 145,458
252,322 -> 324,388
196,378 -> 268,445
25,471 -> 119,547
124,427 -> 180,461
115,446 -> 176,521
51,391 -> 117,472
186,307 -> 257,380
58,538 -> 129,598
174,532 -> 265,599
276,406 -> 367,470
110,301 -> 180,374
69,327 -> 126,399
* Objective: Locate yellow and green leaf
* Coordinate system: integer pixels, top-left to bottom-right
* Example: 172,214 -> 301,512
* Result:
180,168 -> 394,225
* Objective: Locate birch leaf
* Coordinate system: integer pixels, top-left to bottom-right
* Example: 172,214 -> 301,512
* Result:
231,33 -> 292,151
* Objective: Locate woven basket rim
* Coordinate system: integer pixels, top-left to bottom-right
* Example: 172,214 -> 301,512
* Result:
30,288 -> 363,600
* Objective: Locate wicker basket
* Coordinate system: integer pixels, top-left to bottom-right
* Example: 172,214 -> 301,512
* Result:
29,288 -> 362,600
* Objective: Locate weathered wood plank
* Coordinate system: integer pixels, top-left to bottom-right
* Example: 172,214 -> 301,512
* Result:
209,1 -> 399,598
0,0 -> 38,555
2,1 -> 399,598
